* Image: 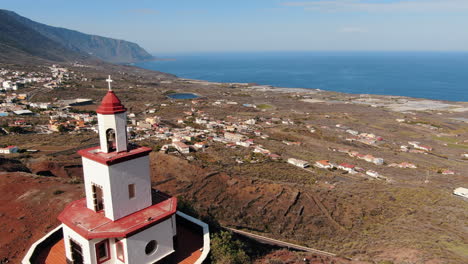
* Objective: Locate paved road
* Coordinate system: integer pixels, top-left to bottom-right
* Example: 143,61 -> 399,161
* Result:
225,227 -> 340,258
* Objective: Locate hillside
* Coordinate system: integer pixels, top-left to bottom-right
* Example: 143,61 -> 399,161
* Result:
0,9 -> 154,64
0,10 -> 86,63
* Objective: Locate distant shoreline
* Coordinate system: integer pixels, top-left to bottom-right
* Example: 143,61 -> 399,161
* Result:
134,51 -> 468,102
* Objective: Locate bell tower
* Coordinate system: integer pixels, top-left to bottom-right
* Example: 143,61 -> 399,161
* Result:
96,76 -> 128,153
76,76 -> 153,221
22,75 -> 210,264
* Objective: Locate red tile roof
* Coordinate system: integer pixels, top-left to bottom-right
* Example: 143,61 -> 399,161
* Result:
59,193 -> 177,239
96,91 -> 127,115
316,160 -> 330,166
339,163 -> 355,169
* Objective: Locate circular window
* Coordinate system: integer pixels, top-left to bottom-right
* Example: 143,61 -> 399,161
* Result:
145,240 -> 158,255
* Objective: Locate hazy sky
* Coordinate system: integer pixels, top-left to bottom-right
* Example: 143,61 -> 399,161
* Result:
3,0 -> 468,54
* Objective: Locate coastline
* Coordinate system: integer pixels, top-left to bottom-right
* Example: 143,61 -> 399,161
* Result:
158,76 -> 468,113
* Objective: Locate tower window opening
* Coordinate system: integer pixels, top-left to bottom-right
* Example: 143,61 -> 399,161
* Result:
128,184 -> 135,199
92,184 -> 104,212
106,128 -> 116,152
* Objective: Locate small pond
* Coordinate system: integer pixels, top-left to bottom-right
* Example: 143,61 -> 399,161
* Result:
167,93 -> 200,99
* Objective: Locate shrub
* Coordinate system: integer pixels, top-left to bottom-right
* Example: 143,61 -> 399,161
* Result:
53,190 -> 64,195
210,231 -> 250,264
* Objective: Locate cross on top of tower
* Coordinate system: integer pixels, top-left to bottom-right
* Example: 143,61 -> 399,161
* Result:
106,75 -> 113,91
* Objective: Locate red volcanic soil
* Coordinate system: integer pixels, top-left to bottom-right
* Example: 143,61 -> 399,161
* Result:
27,158 -> 83,179
0,172 -> 82,263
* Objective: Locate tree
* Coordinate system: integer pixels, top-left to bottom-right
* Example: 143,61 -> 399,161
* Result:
210,231 -> 250,264
57,124 -> 68,133
6,126 -> 25,134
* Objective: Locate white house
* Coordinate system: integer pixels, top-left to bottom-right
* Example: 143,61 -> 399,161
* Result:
235,141 -> 252,148
453,187 -> 468,199
315,160 -> 334,169
338,163 -> 357,174
288,158 -> 309,168
194,141 -> 207,149
224,132 -> 245,142
366,170 -> 380,178
173,141 -> 190,154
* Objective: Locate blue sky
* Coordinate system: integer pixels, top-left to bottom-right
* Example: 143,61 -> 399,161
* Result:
2,0 -> 468,54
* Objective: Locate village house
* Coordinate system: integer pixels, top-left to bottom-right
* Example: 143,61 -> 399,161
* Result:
366,170 -> 381,178
441,169 -> 455,175
268,153 -> 281,160
236,141 -> 252,147
0,145 -> 18,154
338,163 -> 357,174
408,141 -> 433,152
453,187 -> 468,199
145,116 -> 160,124
245,119 -> 256,125
388,162 -> 417,169
194,141 -> 207,149
283,140 -> 301,146
253,146 -> 271,155
346,129 -> 359,136
315,160 -> 334,169
173,141 -> 190,154
288,158 -> 310,168
224,132 -> 245,142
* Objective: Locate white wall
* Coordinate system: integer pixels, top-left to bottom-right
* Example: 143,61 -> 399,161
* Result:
115,113 -> 128,152
63,225 -> 95,264
97,112 -> 127,153
64,217 -> 175,264
83,157 -> 114,217
108,156 -> 152,220
64,225 -> 130,264
82,156 -> 152,221
126,218 -> 175,264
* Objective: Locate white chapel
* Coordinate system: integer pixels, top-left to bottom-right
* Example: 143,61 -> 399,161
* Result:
23,76 -> 210,264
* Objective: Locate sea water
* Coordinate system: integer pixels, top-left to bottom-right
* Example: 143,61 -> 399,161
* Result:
136,51 -> 468,102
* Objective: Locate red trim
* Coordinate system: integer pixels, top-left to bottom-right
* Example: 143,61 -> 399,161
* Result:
116,240 -> 125,263
95,239 -> 111,264
58,195 -> 177,239
78,146 -> 152,166
96,91 -> 127,115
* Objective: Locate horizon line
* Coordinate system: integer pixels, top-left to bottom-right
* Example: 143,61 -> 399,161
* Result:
150,50 -> 468,55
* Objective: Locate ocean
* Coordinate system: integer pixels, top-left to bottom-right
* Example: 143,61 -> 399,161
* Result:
135,51 -> 468,102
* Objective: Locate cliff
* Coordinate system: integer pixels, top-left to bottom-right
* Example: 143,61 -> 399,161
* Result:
0,9 -> 154,64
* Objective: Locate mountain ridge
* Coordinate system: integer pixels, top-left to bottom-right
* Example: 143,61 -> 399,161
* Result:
0,9 -> 154,64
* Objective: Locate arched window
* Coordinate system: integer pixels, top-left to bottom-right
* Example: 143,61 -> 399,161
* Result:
106,128 -> 116,152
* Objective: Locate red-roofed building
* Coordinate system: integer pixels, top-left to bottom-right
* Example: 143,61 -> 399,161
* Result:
315,160 -> 334,169
338,163 -> 357,174
23,77 -> 210,264
0,145 -> 18,154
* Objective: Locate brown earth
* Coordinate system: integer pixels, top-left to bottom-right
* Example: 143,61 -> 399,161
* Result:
0,171 -> 82,263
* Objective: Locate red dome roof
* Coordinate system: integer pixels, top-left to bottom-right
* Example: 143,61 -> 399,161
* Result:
96,91 -> 127,114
